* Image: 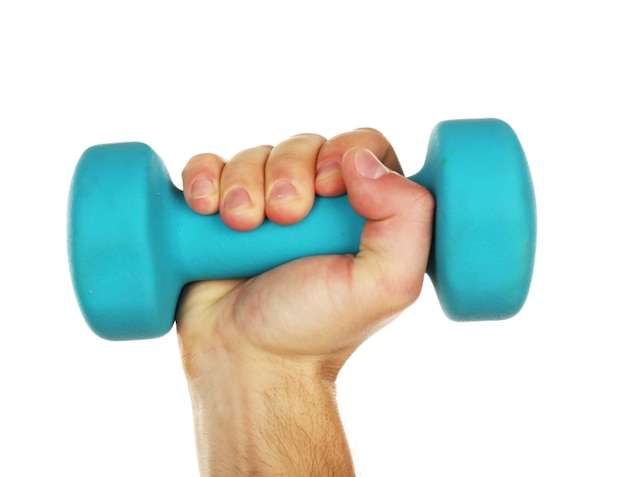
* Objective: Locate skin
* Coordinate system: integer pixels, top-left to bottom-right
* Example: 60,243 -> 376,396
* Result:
176,129 -> 434,476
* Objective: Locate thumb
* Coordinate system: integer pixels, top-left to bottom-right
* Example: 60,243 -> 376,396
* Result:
342,147 -> 435,321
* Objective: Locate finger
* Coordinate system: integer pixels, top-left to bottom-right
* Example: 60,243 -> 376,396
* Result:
315,128 -> 402,197
342,146 -> 434,324
220,145 -> 273,231
182,153 -> 226,215
264,133 -> 326,225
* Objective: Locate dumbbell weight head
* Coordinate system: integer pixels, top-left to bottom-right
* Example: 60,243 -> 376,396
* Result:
415,119 -> 536,320
68,118 -> 536,340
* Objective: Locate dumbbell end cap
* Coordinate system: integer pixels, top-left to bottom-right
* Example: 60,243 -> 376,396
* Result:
68,142 -> 178,340
421,119 -> 536,321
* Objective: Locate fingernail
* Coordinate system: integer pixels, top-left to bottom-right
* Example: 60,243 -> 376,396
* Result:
354,148 -> 388,179
316,161 -> 342,183
190,176 -> 216,199
268,180 -> 298,205
223,187 -> 252,211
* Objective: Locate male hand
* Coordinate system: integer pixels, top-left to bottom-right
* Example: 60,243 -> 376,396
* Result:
175,129 -> 433,476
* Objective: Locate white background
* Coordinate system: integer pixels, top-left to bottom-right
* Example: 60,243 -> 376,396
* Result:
1,1 -> 624,475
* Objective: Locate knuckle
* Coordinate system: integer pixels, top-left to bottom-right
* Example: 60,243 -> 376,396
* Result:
189,153 -> 222,172
230,145 -> 273,163
270,150 -> 302,165
272,134 -> 326,163
419,187 -> 436,211
188,152 -> 224,168
354,126 -> 385,138
407,182 -> 436,213
290,132 -> 326,142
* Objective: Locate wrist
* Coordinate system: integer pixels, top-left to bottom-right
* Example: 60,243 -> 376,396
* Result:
183,344 -> 354,476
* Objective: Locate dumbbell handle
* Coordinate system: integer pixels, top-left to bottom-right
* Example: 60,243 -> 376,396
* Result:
162,167 -> 426,283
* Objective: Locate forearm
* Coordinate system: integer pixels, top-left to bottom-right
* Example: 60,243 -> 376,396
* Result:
185,350 -> 355,477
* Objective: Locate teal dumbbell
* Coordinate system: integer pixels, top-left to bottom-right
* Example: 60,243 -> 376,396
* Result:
68,118 -> 536,340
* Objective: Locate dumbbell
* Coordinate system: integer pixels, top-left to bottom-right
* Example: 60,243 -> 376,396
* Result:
68,118 -> 536,340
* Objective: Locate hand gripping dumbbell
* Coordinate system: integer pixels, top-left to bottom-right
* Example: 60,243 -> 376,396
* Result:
68,118 -> 536,340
